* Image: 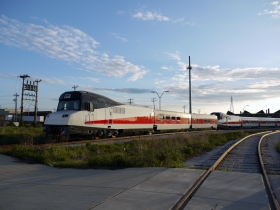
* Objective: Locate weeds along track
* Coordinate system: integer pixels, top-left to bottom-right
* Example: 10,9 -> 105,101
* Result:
32,130 -> 219,148
172,131 -> 280,210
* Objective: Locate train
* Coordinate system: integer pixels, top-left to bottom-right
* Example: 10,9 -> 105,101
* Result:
44,91 -> 280,139
44,91 -> 217,139
211,112 -> 280,129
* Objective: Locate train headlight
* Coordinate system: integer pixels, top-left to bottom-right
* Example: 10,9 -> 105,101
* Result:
58,127 -> 68,136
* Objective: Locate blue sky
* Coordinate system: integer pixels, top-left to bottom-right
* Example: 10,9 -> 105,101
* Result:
1,0 -> 280,114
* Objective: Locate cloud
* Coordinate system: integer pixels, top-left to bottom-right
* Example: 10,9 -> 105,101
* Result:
0,15 -> 147,81
79,77 -> 99,83
83,87 -> 151,94
161,66 -> 174,70
40,77 -> 65,85
132,10 -> 170,21
131,8 -> 195,26
110,33 -> 128,42
161,51 -> 280,105
0,73 -> 16,79
258,1 -> 280,19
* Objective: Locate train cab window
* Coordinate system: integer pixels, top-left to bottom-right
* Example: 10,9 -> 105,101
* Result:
57,100 -> 81,111
172,116 -> 176,121
159,114 -> 164,120
177,116 -> 181,121
166,115 -> 170,120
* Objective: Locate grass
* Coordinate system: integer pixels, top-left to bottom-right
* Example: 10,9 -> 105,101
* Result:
0,130 -> 259,169
0,126 -> 46,145
0,126 -> 66,145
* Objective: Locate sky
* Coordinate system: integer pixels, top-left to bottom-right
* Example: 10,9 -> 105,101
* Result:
0,0 -> 280,115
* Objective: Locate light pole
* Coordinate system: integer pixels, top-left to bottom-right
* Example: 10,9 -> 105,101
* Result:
151,90 -> 169,110
187,56 -> 192,113
243,105 -> 249,113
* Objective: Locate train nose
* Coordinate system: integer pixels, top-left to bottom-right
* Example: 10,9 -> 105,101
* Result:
45,111 -> 71,125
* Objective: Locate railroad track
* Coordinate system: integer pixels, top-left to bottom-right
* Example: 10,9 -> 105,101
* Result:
172,131 -> 280,210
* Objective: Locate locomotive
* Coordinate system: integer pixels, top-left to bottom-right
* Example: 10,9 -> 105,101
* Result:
44,91 -> 217,138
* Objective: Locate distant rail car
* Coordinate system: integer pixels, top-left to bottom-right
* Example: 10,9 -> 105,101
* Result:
211,112 -> 280,129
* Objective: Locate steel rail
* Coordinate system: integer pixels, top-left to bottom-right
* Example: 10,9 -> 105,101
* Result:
170,130 -> 272,210
258,131 -> 280,210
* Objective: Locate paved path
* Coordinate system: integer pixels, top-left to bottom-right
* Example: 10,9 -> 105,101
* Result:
0,155 -> 202,210
1,154 -> 279,209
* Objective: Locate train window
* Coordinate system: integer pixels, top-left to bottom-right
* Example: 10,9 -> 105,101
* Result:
159,114 -> 164,120
166,115 -> 170,120
85,102 -> 94,112
57,100 -> 81,111
172,116 -> 176,120
177,116 -> 181,121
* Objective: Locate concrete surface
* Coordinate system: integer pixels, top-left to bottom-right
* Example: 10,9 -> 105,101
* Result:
0,154 -> 203,210
185,170 -> 271,210
1,154 -> 279,210
269,175 -> 280,205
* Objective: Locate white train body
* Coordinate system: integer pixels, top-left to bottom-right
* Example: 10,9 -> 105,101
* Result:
211,112 -> 280,129
44,91 -> 217,138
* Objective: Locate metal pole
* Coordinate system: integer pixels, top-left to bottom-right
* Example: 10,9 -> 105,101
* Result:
187,56 -> 192,114
14,93 -> 19,121
19,74 -> 30,122
151,91 -> 169,110
34,79 -> 42,124
182,105 -> 187,113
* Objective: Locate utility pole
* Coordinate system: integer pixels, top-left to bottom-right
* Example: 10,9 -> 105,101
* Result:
34,79 -> 42,124
72,85 -> 78,91
127,98 -> 134,105
20,74 -> 30,122
182,105 -> 187,113
151,98 -> 157,110
187,56 -> 192,114
13,93 -> 19,121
